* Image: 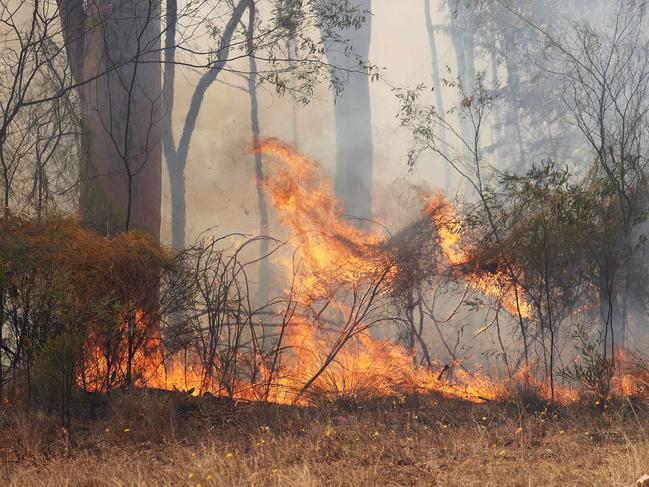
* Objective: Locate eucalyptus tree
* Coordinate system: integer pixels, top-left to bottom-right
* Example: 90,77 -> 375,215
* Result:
320,0 -> 373,223
163,0 -> 374,248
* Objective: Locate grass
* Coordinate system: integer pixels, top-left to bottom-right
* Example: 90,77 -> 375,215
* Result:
1,391 -> 649,486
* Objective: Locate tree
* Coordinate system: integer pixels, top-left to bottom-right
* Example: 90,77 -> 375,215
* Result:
517,0 -> 649,354
424,0 -> 451,188
323,0 -> 373,222
58,0 -> 163,239
481,163 -> 595,403
163,0 -> 374,248
0,2 -> 79,215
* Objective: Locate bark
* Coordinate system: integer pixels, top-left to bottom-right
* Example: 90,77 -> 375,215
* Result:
324,0 -> 373,222
60,0 -> 162,240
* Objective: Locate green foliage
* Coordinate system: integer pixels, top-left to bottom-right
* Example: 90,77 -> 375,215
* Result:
32,331 -> 85,425
476,161 -> 597,326
560,327 -> 616,401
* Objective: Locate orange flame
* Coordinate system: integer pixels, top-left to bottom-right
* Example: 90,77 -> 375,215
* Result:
255,138 -> 390,299
77,139 -> 648,406
424,194 -> 531,318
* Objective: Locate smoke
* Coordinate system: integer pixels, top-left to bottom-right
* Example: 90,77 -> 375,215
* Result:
163,0 -> 466,245
161,0 -> 649,375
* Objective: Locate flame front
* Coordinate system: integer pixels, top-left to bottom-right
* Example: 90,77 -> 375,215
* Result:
77,139 -> 645,406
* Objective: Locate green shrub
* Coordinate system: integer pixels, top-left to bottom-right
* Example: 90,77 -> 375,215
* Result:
32,331 -> 85,427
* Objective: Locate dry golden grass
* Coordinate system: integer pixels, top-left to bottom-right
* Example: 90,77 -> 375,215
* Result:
1,392 -> 649,486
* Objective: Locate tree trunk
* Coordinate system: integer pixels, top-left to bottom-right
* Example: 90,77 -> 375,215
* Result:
162,0 -> 252,248
599,266 -> 625,359
448,1 -> 474,152
490,46 -> 504,160
74,1 -> 162,240
248,19 -> 271,306
324,0 -> 373,222
424,0 -> 451,189
502,37 -> 525,172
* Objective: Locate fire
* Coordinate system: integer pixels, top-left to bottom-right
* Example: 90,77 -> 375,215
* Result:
77,138 -> 647,407
424,194 -> 531,318
249,138 -> 523,403
253,138 -> 390,299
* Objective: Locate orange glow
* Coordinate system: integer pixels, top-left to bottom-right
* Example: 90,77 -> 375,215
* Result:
424,194 -> 531,318
78,139 -> 648,406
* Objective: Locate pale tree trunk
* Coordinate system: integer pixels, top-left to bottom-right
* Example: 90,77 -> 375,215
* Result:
447,0 -> 475,152
59,0 -> 162,240
163,0 -> 182,248
247,9 -> 271,305
424,0 -> 451,189
490,46 -> 504,160
324,0 -> 373,222
501,35 -> 525,172
163,0 -> 253,249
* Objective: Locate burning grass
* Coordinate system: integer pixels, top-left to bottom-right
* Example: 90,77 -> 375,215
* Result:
2,391 -> 649,486
4,140 -> 649,486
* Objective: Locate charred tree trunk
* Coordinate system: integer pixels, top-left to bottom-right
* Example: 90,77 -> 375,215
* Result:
59,0 -> 162,240
324,0 -> 373,222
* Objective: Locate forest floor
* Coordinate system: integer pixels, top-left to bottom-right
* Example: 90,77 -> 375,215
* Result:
1,391 -> 648,486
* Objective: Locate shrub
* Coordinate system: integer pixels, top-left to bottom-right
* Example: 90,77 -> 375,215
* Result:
32,331 -> 85,428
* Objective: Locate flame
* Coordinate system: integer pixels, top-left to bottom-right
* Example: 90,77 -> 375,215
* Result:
77,139 -> 647,406
254,138 -> 390,299
424,194 -> 531,318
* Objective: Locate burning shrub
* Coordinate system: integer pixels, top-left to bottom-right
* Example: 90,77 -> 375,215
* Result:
0,215 -> 178,400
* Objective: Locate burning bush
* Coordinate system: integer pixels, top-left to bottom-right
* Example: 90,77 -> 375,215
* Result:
3,143 -> 648,416
0,215 -> 178,402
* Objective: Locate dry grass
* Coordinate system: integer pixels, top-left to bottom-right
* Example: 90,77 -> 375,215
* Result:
1,392 -> 649,486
